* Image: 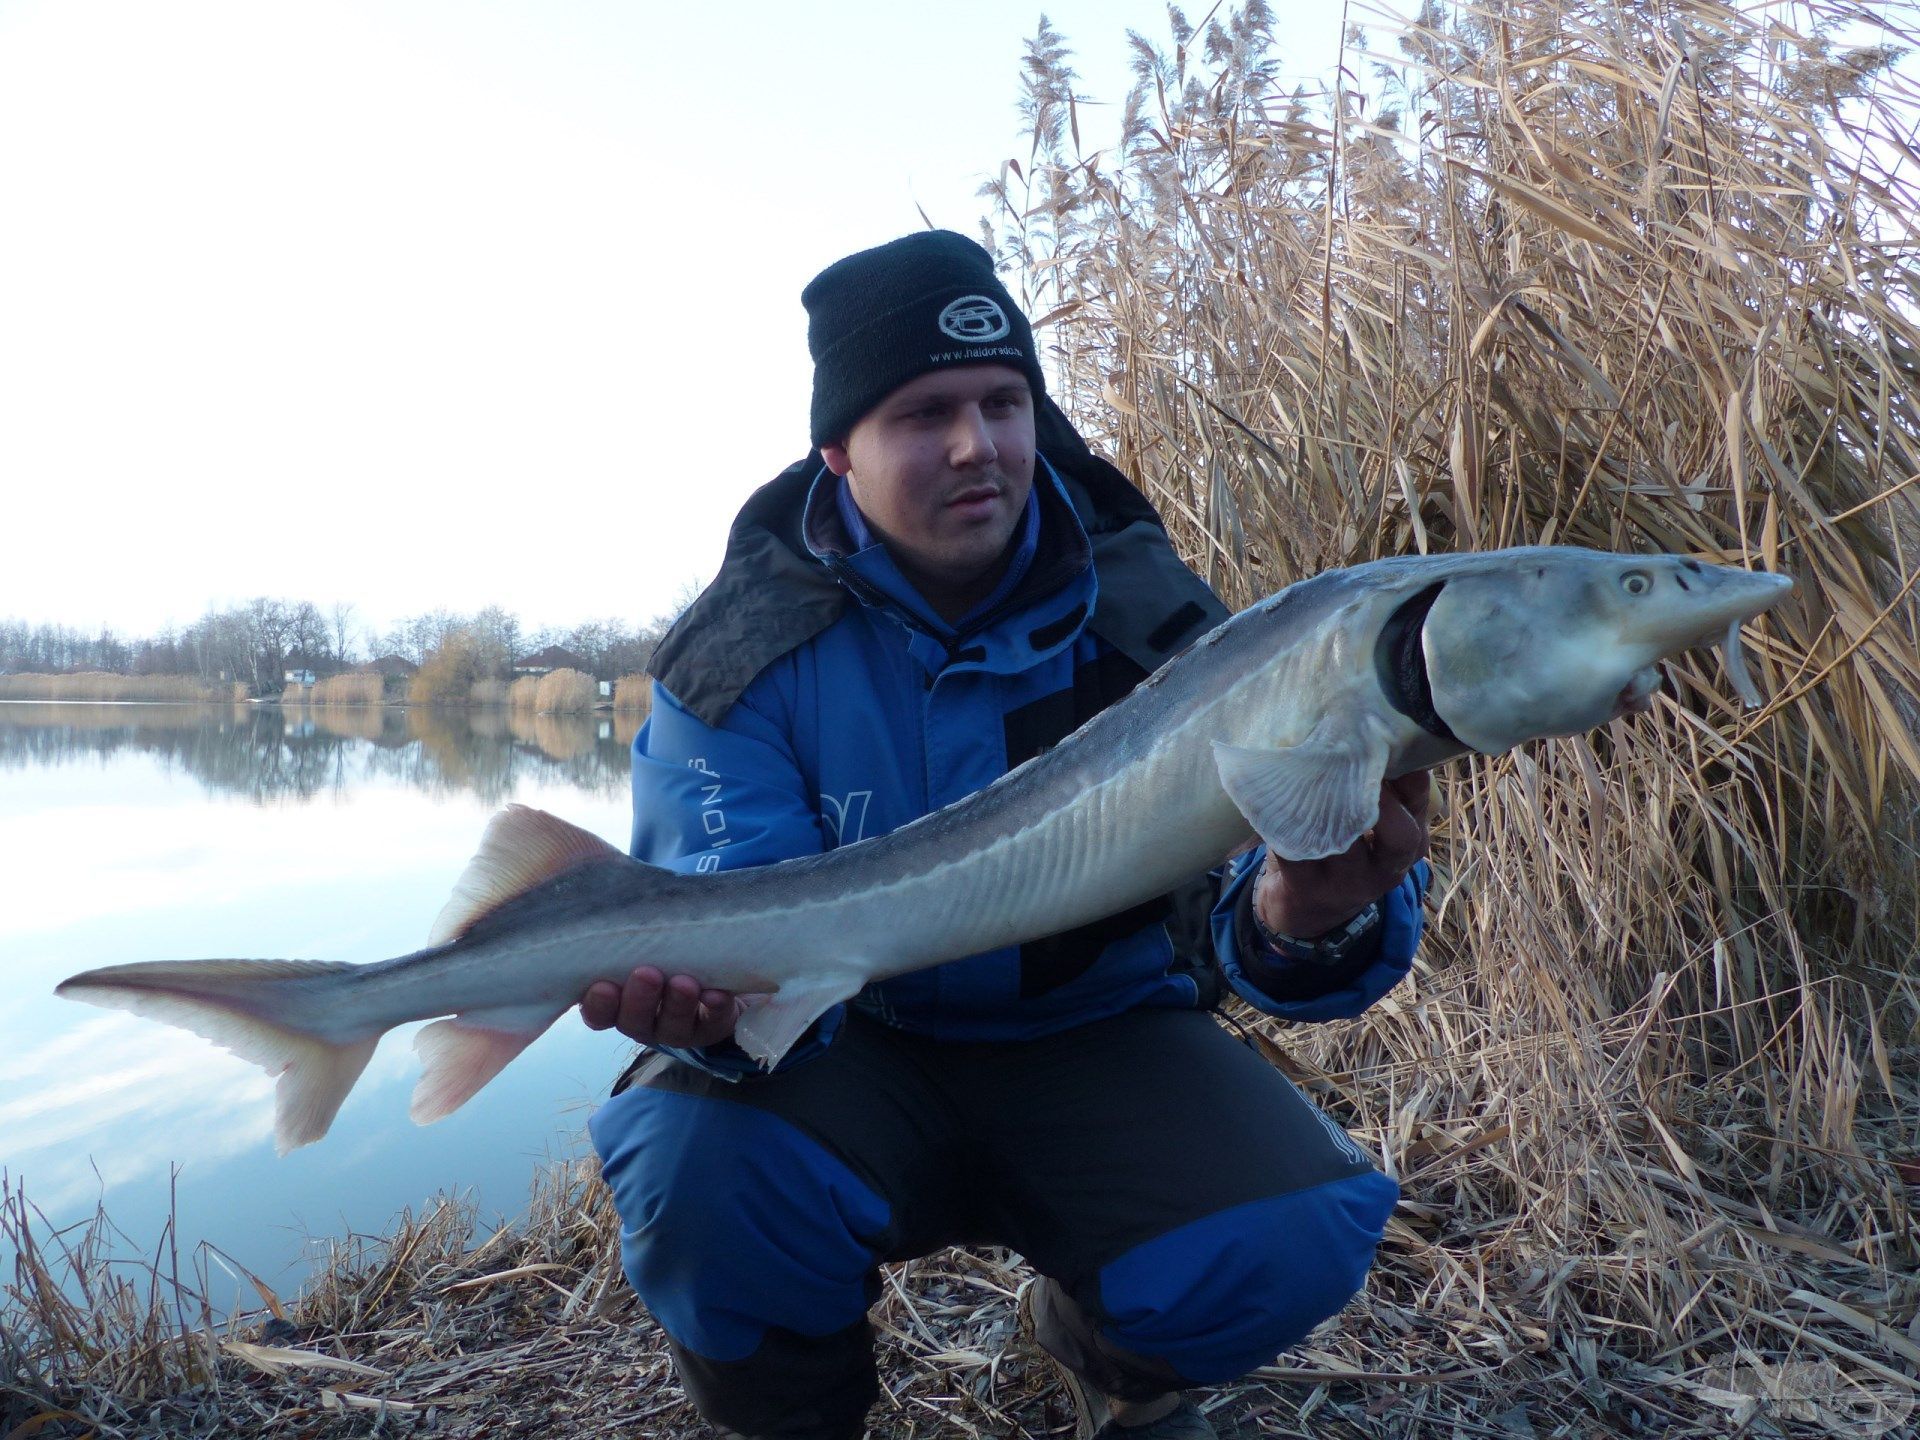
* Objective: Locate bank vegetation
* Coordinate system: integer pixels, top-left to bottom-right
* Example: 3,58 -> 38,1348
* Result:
985,0 -> 1920,1430
0,672 -> 229,703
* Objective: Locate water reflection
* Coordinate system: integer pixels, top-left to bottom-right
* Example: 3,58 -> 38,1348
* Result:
1,705 -> 637,1300
0,702 -> 633,803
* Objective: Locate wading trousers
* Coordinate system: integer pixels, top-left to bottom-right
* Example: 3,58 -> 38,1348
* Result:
589,1007 -> 1397,1439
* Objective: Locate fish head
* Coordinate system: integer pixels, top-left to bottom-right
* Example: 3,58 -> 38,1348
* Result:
1412,549 -> 1794,753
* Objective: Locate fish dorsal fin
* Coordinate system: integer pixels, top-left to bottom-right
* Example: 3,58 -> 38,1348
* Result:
1212,712 -> 1391,862
430,805 -> 626,945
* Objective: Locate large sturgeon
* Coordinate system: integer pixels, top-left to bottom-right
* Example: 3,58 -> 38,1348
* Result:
58,547 -> 1792,1152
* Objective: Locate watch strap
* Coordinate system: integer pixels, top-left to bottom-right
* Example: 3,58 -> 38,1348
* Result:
1253,897 -> 1383,967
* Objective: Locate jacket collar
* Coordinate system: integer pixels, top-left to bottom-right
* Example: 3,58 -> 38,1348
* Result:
648,399 -> 1229,726
801,456 -> 1080,644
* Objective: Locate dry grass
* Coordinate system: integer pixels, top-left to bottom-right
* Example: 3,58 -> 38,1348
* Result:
280,683 -> 311,705
312,672 -> 384,706
535,668 -> 598,715
507,674 -> 542,711
469,677 -> 510,707
410,630 -> 507,707
11,1146 -> 1912,1438
982,0 -> 1920,1423
612,673 -> 652,716
0,672 -> 219,703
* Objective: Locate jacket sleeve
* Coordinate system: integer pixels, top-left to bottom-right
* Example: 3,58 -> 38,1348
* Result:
1209,849 -> 1429,1023
628,678 -> 844,1079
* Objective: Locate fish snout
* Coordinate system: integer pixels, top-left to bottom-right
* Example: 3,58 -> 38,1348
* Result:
1627,559 -> 1793,651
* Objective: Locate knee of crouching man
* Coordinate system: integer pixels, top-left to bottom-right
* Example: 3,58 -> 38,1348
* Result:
1098,1169 -> 1400,1384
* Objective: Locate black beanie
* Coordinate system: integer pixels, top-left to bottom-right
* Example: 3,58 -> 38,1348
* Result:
803,230 -> 1048,446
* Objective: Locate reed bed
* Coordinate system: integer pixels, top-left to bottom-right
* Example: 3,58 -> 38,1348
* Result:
279,683 -> 311,705
0,672 -> 219,703
507,674 -> 541,711
611,673 -> 652,716
312,672 -> 384,706
985,0 -> 1920,1422
535,668 -> 598,715
468,678 -> 509,707
409,630 -> 503,706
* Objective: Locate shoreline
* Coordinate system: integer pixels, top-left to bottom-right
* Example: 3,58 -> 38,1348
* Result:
7,1016 -> 1917,1439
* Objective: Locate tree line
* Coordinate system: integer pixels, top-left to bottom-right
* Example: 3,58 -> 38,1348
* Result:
0,587 -> 696,696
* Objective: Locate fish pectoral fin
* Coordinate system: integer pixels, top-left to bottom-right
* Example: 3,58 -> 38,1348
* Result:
410,1001 -> 569,1125
732,971 -> 865,1070
1212,715 -> 1391,862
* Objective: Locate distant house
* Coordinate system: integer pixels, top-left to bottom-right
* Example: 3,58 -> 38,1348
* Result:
352,654 -> 420,701
357,654 -> 420,679
513,645 -> 591,677
284,668 -> 316,686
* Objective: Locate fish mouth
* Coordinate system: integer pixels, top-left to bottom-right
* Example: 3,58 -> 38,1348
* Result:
1374,583 -> 1457,741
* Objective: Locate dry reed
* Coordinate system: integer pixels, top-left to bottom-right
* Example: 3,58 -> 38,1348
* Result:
0,672 -> 219,703
469,677 -> 509,707
508,674 -> 542,711
311,672 -> 384,706
984,0 -> 1920,1424
409,629 -> 506,706
611,673 -> 652,716
535,668 -> 597,714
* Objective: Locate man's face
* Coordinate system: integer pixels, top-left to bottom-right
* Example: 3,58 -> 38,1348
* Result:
821,364 -> 1036,602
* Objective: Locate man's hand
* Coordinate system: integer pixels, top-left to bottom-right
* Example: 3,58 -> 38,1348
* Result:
1253,771 -> 1431,938
580,967 -> 746,1048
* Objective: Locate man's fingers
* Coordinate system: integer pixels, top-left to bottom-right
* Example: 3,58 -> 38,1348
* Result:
689,993 -> 746,1048
653,975 -> 704,1044
1385,769 -> 1433,827
1371,798 -> 1424,871
614,966 -> 668,1041
579,980 -> 621,1031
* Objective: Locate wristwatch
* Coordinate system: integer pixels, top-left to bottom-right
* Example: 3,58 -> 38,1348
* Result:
1253,898 -> 1383,968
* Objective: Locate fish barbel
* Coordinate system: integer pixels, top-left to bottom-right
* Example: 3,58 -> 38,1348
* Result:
57,547 -> 1793,1151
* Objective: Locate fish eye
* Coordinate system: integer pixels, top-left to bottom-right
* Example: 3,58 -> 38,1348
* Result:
1621,570 -> 1652,596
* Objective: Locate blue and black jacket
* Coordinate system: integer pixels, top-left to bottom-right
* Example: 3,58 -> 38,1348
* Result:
631,399 -> 1425,1076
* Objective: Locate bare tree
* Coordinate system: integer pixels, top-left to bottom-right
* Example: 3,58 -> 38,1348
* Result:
328,602 -> 358,670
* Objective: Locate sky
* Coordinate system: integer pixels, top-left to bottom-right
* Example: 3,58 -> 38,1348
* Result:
0,0 -> 1352,647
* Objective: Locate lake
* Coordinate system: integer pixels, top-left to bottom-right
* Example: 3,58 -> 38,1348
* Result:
0,700 -> 644,1307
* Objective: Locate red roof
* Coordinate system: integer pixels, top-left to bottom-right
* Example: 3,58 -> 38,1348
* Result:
513,645 -> 590,673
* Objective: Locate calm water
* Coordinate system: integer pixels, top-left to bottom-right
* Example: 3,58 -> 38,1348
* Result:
0,700 -> 643,1303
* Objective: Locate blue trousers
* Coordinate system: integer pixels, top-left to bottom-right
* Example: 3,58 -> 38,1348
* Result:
591,1007 -> 1396,1438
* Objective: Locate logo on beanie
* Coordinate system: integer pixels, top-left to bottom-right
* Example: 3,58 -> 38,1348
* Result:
937,295 -> 1011,343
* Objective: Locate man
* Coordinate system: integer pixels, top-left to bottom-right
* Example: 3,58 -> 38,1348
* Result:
583,231 -> 1430,1440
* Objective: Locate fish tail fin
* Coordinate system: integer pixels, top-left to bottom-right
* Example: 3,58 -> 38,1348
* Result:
54,959 -> 380,1153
